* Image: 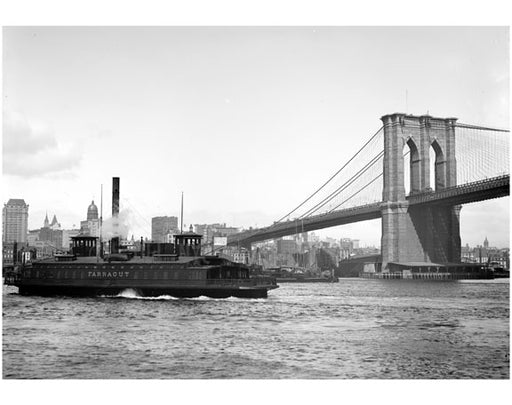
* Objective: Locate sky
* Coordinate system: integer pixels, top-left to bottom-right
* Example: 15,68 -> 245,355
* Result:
2,26 -> 510,247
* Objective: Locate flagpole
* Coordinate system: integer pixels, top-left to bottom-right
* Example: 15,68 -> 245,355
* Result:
180,191 -> 184,234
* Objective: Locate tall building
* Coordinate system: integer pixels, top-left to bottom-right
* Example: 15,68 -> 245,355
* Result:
277,239 -> 297,255
39,213 -> 63,249
62,228 -> 81,250
152,216 -> 179,242
50,214 -> 61,230
2,199 -> 29,243
80,201 -> 100,237
194,223 -> 239,243
27,229 -> 40,246
87,200 -> 99,220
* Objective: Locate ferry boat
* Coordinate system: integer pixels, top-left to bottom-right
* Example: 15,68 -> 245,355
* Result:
4,233 -> 278,299
4,177 -> 278,299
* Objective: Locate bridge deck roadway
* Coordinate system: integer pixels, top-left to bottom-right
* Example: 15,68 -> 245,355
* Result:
227,175 -> 509,246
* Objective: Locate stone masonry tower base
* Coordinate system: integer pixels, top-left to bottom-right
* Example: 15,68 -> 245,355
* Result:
380,113 -> 461,270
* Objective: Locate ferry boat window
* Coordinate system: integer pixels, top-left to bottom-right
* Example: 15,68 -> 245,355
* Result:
134,271 -> 138,280
207,268 -> 220,279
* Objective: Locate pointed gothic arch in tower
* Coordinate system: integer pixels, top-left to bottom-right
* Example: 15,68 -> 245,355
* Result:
380,113 -> 461,269
430,138 -> 446,190
406,137 -> 420,194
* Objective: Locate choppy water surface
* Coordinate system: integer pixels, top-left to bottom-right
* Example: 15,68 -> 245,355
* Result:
2,279 -> 509,379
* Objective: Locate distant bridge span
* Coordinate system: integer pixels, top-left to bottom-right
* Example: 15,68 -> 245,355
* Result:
227,175 -> 509,246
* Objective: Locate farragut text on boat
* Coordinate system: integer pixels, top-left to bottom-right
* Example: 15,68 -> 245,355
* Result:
88,271 -> 130,278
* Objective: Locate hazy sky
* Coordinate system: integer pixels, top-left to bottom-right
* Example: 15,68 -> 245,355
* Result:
2,26 -> 509,247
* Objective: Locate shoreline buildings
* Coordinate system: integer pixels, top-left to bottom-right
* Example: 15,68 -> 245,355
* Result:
151,216 -> 179,243
2,199 -> 29,244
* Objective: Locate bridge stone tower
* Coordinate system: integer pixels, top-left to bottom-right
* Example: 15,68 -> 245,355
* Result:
380,113 -> 461,270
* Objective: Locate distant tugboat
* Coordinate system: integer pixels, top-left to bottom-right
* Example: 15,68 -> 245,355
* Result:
261,267 -> 339,283
4,178 -> 278,299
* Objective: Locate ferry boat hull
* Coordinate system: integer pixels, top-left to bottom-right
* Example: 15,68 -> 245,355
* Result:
6,255 -> 278,299
17,285 -> 272,299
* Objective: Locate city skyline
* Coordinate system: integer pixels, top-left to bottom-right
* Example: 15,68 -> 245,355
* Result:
2,27 -> 509,248
7,197 -> 509,250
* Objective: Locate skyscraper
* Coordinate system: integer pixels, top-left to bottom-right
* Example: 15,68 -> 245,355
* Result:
39,213 -> 63,249
152,216 -> 179,242
2,199 -> 29,243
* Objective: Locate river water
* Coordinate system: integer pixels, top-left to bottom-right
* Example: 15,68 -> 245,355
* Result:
2,278 -> 509,379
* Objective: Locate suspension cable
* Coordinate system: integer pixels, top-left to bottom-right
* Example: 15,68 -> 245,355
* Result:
326,150 -> 410,214
455,123 -> 510,133
275,126 -> 383,223
328,173 -> 383,213
298,151 -> 384,219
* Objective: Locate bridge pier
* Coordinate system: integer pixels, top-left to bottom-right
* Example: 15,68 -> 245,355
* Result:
380,113 -> 461,270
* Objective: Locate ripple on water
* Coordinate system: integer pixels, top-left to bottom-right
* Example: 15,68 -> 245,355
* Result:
2,280 -> 509,379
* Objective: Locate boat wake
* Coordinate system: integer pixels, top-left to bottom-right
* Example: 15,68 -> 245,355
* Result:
102,289 -> 180,300
101,290 -> 268,301
186,296 -> 267,302
100,288 -> 267,302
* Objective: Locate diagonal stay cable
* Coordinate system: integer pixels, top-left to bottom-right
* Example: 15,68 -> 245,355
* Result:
327,150 -> 411,213
275,126 -> 384,223
327,173 -> 383,213
298,151 -> 384,219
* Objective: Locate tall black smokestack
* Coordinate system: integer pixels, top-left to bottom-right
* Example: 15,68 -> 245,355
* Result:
112,177 -> 120,217
111,177 -> 120,254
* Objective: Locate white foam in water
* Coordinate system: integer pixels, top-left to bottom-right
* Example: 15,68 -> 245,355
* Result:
117,288 -> 139,298
187,295 -> 213,301
185,296 -> 242,301
140,295 -> 179,301
102,292 -> 266,301
106,289 -> 180,300
185,296 -> 266,302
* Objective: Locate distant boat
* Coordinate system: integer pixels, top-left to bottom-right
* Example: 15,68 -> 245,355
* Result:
262,266 -> 338,283
275,276 -> 339,283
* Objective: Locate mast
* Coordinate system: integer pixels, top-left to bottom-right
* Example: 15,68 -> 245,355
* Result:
99,184 -> 103,259
180,191 -> 184,234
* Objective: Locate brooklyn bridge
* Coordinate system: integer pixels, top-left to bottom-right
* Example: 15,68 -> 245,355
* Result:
227,113 -> 510,270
